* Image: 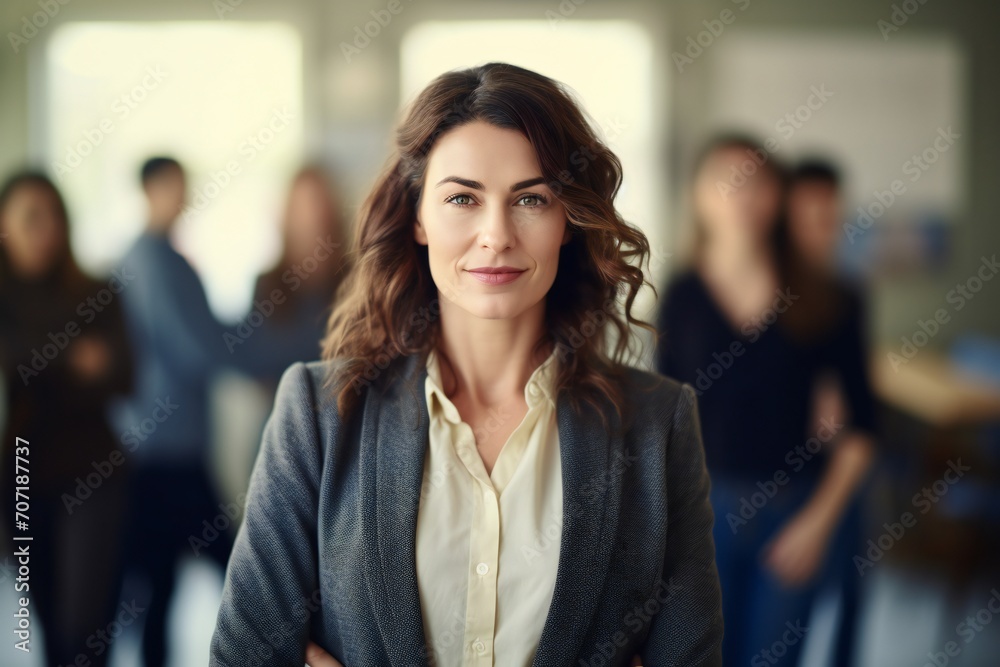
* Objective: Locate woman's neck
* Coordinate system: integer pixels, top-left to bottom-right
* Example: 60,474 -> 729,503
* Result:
699,236 -> 775,284
435,298 -> 550,407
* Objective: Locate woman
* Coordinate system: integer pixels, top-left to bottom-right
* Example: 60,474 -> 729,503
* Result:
656,136 -> 877,666
236,164 -> 350,482
245,164 -> 349,393
211,63 -> 723,667
0,171 -> 133,666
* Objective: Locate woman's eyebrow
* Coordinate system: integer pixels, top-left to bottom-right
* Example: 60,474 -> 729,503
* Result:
435,176 -> 484,190
434,176 -> 546,192
510,177 -> 545,191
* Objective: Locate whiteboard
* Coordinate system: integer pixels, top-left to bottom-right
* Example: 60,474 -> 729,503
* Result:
704,30 -> 965,221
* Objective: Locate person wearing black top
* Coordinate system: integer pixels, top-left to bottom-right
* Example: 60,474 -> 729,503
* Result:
656,136 -> 877,666
0,171 -> 134,666
785,157 -> 878,667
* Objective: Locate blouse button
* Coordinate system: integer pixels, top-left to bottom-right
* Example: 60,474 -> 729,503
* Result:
473,639 -> 486,654
476,562 -> 489,575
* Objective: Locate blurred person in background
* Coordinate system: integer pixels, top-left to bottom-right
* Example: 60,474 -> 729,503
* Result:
244,164 -> 349,398
786,157 -> 878,667
0,171 -> 133,666
117,156 -> 238,667
231,164 -> 350,485
656,135 -> 877,665
119,156 -> 336,666
786,160 -> 848,274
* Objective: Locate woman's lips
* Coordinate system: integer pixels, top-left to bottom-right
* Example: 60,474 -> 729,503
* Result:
466,268 -> 527,285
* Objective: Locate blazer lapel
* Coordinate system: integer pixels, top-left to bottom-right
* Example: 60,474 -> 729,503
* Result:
357,352 -> 625,666
531,387 -> 625,666
358,352 -> 431,667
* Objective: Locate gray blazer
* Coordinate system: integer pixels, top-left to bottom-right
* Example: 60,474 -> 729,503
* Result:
209,352 -> 723,666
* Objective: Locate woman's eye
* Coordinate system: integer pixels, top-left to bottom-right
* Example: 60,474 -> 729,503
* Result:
446,194 -> 474,207
517,194 -> 547,207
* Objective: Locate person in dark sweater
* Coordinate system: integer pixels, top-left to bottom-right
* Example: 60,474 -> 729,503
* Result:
786,157 -> 878,667
0,171 -> 133,666
656,135 -> 877,666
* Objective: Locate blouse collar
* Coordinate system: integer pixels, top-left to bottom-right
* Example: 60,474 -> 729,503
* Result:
425,346 -> 559,424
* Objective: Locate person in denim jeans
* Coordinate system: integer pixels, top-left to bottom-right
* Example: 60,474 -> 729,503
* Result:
657,135 -> 878,666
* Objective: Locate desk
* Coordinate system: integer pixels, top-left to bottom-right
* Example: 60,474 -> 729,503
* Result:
871,345 -> 1000,427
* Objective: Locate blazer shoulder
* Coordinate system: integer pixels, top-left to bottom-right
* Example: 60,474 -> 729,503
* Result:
617,364 -> 698,436
300,356 -> 349,391
271,358 -> 351,428
621,364 -> 691,407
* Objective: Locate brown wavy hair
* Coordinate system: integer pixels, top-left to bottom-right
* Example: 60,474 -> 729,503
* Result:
321,62 -> 656,430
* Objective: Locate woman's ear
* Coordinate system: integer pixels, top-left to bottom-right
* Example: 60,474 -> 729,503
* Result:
561,221 -> 572,245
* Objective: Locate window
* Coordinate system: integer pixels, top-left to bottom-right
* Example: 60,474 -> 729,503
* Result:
43,22 -> 303,320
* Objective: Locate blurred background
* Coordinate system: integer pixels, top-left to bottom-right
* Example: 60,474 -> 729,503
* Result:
0,0 -> 998,665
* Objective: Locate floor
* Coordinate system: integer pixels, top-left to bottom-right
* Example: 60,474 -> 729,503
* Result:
0,558 -> 998,666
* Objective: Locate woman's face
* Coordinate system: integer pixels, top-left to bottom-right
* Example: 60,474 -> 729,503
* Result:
0,183 -> 65,280
286,174 -> 337,261
787,180 -> 841,264
415,120 -> 570,321
693,145 -> 782,246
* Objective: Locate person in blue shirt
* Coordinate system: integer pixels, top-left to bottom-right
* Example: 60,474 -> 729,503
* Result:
118,156 -> 272,667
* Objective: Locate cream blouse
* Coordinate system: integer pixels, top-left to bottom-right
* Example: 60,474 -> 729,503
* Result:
415,347 -> 563,667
